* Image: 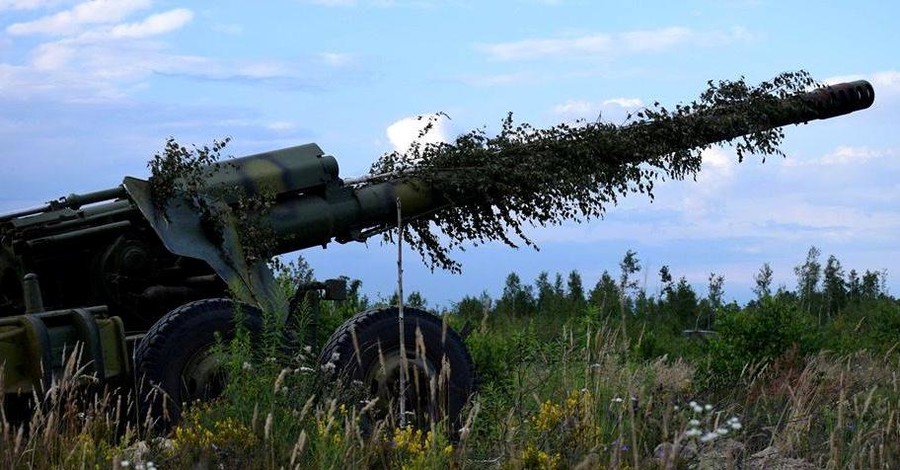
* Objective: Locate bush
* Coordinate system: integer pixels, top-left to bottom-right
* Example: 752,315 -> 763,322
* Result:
703,298 -> 820,388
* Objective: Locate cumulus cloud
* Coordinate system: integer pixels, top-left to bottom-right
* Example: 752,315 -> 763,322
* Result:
680,147 -> 736,218
7,0 -> 153,36
552,97 -> 643,121
603,97 -> 643,108
553,99 -> 597,116
476,26 -> 751,61
824,70 -> 900,95
107,8 -> 193,39
532,139 -> 899,251
820,146 -> 893,165
266,121 -> 298,132
0,1 -> 358,101
386,114 -> 450,153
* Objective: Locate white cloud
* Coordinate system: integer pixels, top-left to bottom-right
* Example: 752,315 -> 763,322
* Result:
386,114 -> 450,153
0,2 -> 355,101
603,97 -> 643,108
0,0 -> 62,11
266,121 -> 297,132
553,99 -> 596,116
531,140 -> 899,250
820,146 -> 892,165
872,71 -> 900,92
552,97 -> 643,121
7,0 -> 153,36
108,8 -> 193,39
824,70 -> 900,95
319,52 -> 352,67
476,27 -> 751,61
680,147 -> 735,218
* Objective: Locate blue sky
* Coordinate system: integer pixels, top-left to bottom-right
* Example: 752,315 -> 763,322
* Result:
1,0 -> 898,307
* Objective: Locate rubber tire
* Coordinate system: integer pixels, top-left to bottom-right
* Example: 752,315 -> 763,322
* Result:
319,307 -> 475,432
134,298 -> 262,427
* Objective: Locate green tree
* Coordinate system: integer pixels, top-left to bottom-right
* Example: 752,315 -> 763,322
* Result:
822,255 -> 847,319
700,272 -> 725,329
753,262 -> 774,299
659,265 -> 674,298
497,272 -> 536,317
862,270 -> 885,299
618,250 -> 642,333
669,277 -> 699,329
848,269 -> 862,303
794,246 -> 822,319
588,271 -> 620,319
566,270 -> 587,313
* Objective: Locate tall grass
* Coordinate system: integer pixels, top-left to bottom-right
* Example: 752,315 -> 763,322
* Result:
1,301 -> 898,469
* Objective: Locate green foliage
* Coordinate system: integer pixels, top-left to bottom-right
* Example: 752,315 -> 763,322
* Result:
704,297 -> 820,387
794,245 -> 822,317
147,136 -> 231,210
824,298 -> 900,354
495,272 -> 537,317
588,271 -> 621,318
146,137 -> 281,265
370,72 -> 819,271
6,247 -> 899,468
753,262 -> 774,299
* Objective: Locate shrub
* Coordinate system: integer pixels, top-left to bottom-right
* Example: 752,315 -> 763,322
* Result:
703,297 -> 820,388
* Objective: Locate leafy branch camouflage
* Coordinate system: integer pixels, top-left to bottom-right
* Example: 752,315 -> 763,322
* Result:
370,71 -> 819,272
147,137 -> 279,266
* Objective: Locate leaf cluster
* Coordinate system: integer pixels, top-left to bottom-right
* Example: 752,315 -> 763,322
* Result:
146,137 -> 280,266
370,71 -> 818,272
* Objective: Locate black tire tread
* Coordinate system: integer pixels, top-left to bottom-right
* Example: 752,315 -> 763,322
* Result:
318,307 -> 473,375
134,298 -> 262,425
318,306 -> 476,429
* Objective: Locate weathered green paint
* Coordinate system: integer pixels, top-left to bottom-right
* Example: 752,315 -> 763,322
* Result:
0,307 -> 127,394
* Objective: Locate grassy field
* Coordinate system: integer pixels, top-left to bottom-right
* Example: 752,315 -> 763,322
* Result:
1,260 -> 898,469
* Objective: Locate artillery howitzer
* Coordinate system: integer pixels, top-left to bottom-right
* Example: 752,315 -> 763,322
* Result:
0,79 -> 875,427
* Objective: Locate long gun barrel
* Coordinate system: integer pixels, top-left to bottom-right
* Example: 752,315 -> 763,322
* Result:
265,80 -> 877,253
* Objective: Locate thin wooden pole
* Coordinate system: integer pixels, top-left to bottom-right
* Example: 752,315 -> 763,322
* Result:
396,197 -> 407,428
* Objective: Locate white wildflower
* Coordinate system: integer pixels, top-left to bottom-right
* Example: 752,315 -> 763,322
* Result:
700,431 -> 719,443
716,427 -> 729,435
685,428 -> 702,437
688,419 -> 700,427
704,404 -> 713,412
